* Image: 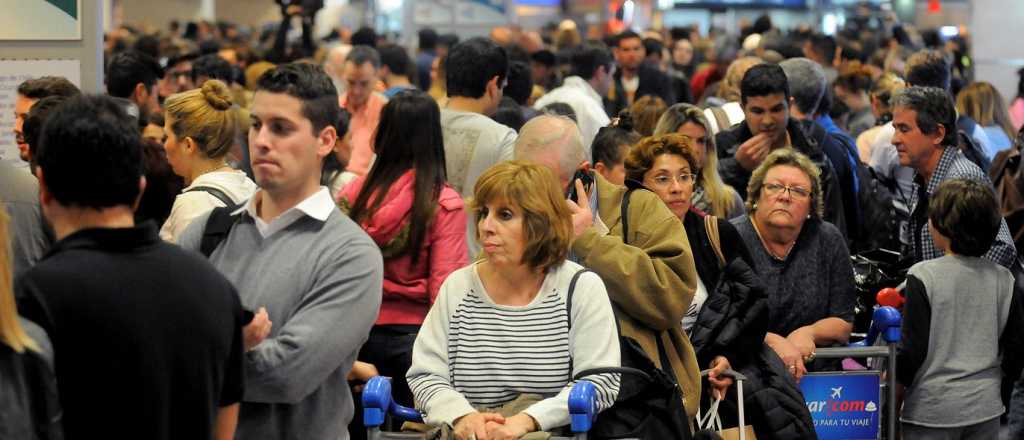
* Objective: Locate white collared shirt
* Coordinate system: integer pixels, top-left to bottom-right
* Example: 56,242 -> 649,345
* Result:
233,187 -> 336,238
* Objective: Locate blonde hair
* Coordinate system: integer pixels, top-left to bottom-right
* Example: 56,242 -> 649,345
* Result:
163,79 -> 237,160
957,81 -> 1016,141
653,103 -> 739,218
870,72 -> 906,111
629,95 -> 668,137
746,149 -> 825,218
0,208 -> 39,353
471,161 -> 573,272
719,56 -> 764,103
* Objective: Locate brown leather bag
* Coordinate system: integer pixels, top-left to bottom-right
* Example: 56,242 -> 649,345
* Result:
989,130 -> 1024,252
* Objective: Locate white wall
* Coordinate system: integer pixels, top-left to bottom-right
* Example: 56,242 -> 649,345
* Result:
969,0 -> 1024,103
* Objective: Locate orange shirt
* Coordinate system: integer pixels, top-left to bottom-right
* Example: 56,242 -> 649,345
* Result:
340,92 -> 387,175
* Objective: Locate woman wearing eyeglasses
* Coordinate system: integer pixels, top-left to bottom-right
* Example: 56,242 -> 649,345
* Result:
732,148 -> 856,383
625,135 -> 820,439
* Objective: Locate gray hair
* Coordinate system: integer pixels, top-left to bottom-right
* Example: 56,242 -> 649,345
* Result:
514,114 -> 587,183
346,45 -> 381,69
779,57 -> 826,115
891,86 -> 958,146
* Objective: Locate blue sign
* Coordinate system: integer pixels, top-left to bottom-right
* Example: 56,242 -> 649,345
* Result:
800,373 -> 881,440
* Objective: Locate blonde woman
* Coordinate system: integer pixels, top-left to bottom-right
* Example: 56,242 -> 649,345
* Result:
855,72 -> 905,163
654,103 -> 745,219
159,80 -> 257,242
0,208 -> 61,439
957,81 -> 1017,158
703,56 -> 764,135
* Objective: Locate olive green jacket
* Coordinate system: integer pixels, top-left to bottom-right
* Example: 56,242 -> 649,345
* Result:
571,173 -> 701,419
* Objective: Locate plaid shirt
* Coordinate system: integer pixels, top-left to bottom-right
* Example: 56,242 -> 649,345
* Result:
908,146 -> 1017,268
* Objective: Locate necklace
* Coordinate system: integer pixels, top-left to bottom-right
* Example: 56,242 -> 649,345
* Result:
750,216 -> 795,261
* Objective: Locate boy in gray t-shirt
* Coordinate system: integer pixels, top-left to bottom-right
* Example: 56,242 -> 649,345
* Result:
897,178 -> 1024,439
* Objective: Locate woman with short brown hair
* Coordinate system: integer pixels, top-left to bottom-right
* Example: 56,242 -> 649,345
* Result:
407,161 -> 621,440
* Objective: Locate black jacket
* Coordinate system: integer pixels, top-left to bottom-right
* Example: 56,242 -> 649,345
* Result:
684,213 -> 815,440
715,118 -> 847,236
607,63 -> 675,116
0,319 -> 61,440
684,212 -> 765,367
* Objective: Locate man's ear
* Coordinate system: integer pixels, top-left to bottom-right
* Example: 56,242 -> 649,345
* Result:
132,176 -> 148,212
486,75 -> 501,98
316,125 -> 338,159
932,124 -> 947,147
133,82 -> 149,103
36,167 -> 52,206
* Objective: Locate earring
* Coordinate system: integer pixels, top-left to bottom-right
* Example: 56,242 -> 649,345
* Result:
806,214 -> 811,219
752,203 -> 758,210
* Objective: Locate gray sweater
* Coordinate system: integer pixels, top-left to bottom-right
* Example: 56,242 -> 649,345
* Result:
179,198 -> 383,440
1,163 -> 51,277
898,255 -> 1016,428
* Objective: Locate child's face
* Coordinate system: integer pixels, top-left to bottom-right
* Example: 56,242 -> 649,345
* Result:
927,219 -> 952,255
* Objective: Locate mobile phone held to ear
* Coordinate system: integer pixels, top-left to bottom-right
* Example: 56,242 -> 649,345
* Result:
566,169 -> 594,204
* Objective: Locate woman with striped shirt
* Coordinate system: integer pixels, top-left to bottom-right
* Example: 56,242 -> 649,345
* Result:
407,161 -> 621,440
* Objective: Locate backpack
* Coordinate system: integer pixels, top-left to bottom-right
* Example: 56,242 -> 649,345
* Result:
568,182 -> 692,440
566,266 -> 692,440
990,132 -> 1024,253
197,205 -> 254,324
957,117 -> 993,172
830,130 -> 909,254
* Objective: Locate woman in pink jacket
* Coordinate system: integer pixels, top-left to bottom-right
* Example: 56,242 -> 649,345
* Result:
337,90 -> 468,414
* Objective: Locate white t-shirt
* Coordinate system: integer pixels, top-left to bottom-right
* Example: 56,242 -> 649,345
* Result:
160,169 -> 258,242
682,275 -> 708,333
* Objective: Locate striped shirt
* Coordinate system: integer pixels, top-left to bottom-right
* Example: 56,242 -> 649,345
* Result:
407,261 -> 621,430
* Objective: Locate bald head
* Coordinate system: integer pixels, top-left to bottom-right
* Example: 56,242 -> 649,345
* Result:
514,115 -> 588,190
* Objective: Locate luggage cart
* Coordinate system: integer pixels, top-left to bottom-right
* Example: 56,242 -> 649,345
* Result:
800,306 -> 901,440
363,376 -> 596,440
696,368 -> 751,440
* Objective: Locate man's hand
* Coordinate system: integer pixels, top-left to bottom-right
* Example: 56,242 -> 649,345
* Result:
485,413 -> 536,440
346,361 -> 379,392
243,307 -> 272,351
453,412 -> 505,440
566,178 -> 593,238
707,356 -> 734,400
735,133 -> 772,171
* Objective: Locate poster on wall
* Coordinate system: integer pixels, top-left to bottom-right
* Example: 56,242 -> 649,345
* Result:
0,0 -> 82,40
0,59 -> 81,166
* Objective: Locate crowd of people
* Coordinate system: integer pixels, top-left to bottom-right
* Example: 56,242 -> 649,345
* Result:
3,4 -> 1024,440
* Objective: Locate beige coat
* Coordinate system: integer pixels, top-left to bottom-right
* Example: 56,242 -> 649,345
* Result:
571,173 -> 702,420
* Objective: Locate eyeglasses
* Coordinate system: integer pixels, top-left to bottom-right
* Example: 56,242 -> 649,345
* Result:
648,173 -> 696,188
762,182 -> 811,200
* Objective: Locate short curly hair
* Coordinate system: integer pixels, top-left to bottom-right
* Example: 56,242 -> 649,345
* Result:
471,161 -> 573,272
623,133 -> 698,184
746,148 -> 824,218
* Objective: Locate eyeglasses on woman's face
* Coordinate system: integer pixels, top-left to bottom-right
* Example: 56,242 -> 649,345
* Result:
649,173 -> 696,188
762,182 -> 810,200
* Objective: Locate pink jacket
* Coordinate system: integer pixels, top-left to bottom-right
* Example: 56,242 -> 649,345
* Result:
339,170 -> 468,326
1010,98 -> 1024,132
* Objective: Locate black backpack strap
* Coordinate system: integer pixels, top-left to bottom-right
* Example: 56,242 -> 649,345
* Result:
200,205 -> 242,258
185,186 -> 235,207
620,179 -> 646,245
565,268 -> 592,330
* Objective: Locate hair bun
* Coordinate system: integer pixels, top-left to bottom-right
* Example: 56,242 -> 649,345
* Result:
615,111 -> 636,132
201,79 -> 233,111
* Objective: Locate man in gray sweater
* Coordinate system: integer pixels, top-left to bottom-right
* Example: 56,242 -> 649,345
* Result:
180,63 -> 383,440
